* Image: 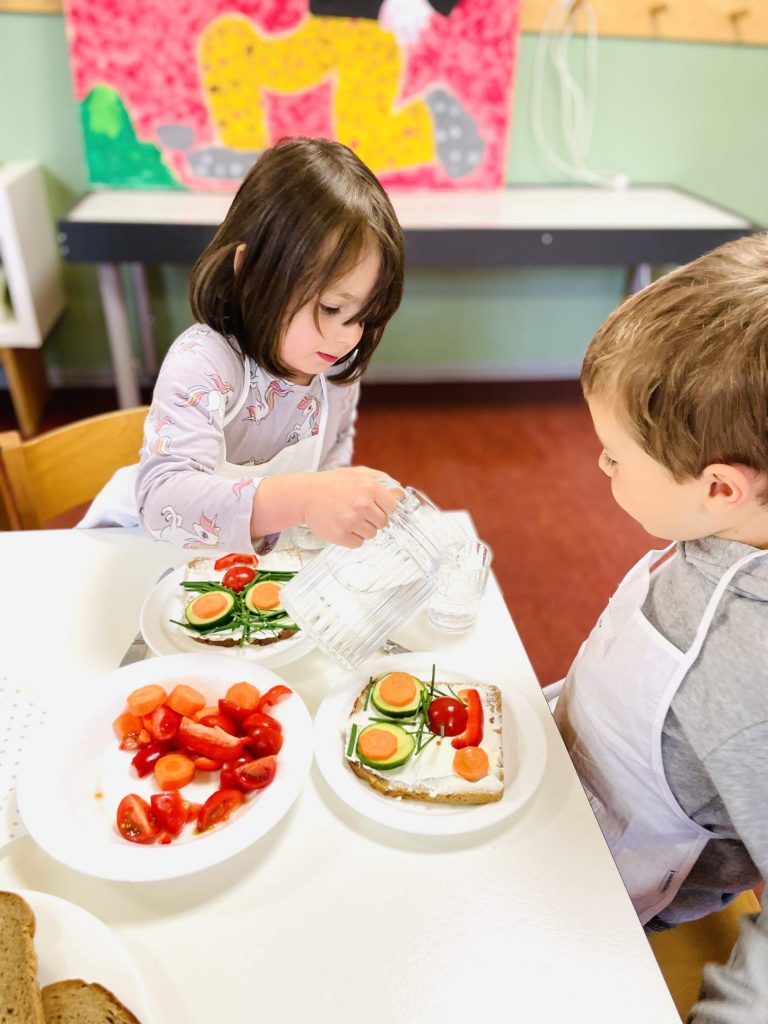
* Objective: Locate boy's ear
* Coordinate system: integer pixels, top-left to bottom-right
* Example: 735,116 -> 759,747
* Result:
702,463 -> 761,510
233,243 -> 247,273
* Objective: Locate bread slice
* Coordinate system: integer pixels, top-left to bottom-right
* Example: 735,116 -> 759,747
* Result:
0,891 -> 45,1024
346,681 -> 504,805
41,981 -> 141,1023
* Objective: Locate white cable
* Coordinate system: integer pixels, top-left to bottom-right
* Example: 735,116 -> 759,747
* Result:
530,0 -> 629,190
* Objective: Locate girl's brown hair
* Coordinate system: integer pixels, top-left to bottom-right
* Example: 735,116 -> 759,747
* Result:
581,233 -> 768,483
190,136 -> 404,382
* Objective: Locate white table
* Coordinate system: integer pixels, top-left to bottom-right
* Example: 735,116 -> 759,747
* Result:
0,527 -> 679,1023
58,184 -> 754,407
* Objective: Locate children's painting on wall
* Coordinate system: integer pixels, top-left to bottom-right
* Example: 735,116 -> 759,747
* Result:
64,0 -> 520,191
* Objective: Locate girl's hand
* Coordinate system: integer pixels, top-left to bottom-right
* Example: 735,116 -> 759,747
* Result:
250,468 -> 403,547
302,468 -> 402,547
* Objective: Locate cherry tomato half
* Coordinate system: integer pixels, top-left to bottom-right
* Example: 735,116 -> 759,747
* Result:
131,740 -> 169,778
116,794 -> 159,844
214,553 -> 259,571
427,697 -> 469,737
244,724 -> 283,759
150,791 -> 186,836
232,756 -> 277,793
197,789 -> 245,832
222,565 -> 257,592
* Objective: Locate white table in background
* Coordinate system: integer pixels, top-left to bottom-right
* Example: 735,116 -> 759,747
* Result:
0,526 -> 679,1023
58,184 -> 754,407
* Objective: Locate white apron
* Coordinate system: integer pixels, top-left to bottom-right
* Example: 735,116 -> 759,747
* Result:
555,543 -> 768,924
78,357 -> 329,529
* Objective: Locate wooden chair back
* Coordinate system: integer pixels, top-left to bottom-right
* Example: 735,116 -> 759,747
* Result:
0,406 -> 149,529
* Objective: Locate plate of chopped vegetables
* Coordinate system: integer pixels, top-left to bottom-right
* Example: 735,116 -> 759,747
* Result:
17,654 -> 313,881
139,551 -> 316,668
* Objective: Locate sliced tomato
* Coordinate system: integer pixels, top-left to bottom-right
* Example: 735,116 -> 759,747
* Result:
158,832 -> 174,845
183,800 -> 202,824
146,704 -> 180,742
177,717 -> 244,763
244,724 -> 283,759
232,756 -> 277,793
116,794 -> 159,844
222,565 -> 257,592
242,711 -> 282,736
214,552 -> 258,571
200,712 -> 238,736
219,755 -> 254,790
197,789 -> 245,832
256,685 -> 292,715
150,791 -> 186,836
218,697 -> 256,724
131,740 -> 169,778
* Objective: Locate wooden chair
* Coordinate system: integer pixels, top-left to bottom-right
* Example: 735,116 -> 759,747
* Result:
649,889 -> 761,1020
0,406 -> 149,529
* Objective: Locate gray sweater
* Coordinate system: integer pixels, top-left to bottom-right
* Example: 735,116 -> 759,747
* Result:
643,536 -> 768,1022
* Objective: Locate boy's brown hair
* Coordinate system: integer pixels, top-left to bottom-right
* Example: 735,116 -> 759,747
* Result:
581,232 -> 768,483
190,136 -> 404,383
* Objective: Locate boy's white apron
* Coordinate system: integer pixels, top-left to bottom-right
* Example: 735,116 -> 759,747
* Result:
78,358 -> 329,529
555,544 -> 768,924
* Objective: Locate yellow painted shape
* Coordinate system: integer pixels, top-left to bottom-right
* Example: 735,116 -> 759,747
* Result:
199,14 -> 435,172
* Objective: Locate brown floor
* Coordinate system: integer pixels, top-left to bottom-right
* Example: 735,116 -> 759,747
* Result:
0,380 -> 657,686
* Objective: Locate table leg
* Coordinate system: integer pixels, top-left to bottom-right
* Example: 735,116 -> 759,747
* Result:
129,263 -> 158,376
628,262 -> 652,294
97,263 -> 141,408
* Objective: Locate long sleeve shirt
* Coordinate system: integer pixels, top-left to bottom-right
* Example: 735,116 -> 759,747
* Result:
136,324 -> 360,552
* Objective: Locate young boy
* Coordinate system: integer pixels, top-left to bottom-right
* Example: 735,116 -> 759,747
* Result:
555,233 -> 768,1022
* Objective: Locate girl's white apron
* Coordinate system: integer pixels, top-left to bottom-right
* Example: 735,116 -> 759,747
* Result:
78,357 -> 329,528
554,544 -> 768,924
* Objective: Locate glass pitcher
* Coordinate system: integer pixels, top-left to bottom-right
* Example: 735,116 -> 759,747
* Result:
280,487 -> 466,669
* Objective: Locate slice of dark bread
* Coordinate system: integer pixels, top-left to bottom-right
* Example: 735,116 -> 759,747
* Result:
41,981 -> 141,1023
0,891 -> 46,1024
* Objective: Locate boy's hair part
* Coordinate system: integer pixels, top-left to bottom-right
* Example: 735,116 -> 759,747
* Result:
581,232 -> 768,489
190,136 -> 404,382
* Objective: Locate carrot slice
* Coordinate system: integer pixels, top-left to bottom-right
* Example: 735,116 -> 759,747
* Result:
113,713 -> 142,740
154,752 -> 196,790
225,682 -> 261,712
358,728 -> 398,761
453,745 -> 489,782
195,706 -> 219,722
379,672 -> 417,708
127,685 -> 168,718
247,582 -> 281,610
166,684 -> 206,718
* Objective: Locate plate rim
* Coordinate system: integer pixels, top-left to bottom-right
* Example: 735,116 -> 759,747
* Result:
17,653 -> 314,882
313,652 -> 549,837
139,564 -> 316,667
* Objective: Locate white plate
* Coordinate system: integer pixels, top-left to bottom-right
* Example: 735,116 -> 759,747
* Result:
10,888 -> 152,1020
17,654 -> 313,881
314,653 -> 548,836
139,555 -> 316,668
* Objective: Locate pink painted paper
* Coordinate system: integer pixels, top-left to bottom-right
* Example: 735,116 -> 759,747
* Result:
64,0 -> 520,189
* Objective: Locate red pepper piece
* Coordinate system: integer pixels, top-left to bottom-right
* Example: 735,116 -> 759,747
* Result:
177,716 -> 245,764
256,685 -> 292,715
451,689 -> 484,749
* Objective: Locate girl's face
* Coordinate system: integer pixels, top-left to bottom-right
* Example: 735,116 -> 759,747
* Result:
280,247 -> 381,384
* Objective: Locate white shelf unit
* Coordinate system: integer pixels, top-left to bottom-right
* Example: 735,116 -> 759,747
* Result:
0,160 -> 65,347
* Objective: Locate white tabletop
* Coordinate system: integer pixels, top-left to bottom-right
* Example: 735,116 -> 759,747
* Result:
0,527 -> 678,1023
66,184 -> 749,231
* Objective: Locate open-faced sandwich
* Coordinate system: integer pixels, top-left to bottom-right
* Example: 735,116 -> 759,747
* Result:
345,669 -> 504,804
171,552 -> 300,648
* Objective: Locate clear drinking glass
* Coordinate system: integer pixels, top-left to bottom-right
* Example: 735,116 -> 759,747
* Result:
427,538 -> 492,634
280,487 -> 465,669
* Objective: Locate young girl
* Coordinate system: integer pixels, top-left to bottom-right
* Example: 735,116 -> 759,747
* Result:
83,137 -> 405,552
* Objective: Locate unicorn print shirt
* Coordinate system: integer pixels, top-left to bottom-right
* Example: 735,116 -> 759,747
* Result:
136,325 -> 360,552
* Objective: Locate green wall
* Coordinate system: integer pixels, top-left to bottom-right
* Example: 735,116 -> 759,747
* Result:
1,13 -> 767,382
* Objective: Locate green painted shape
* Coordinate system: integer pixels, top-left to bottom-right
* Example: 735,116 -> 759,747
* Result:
80,86 -> 183,189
